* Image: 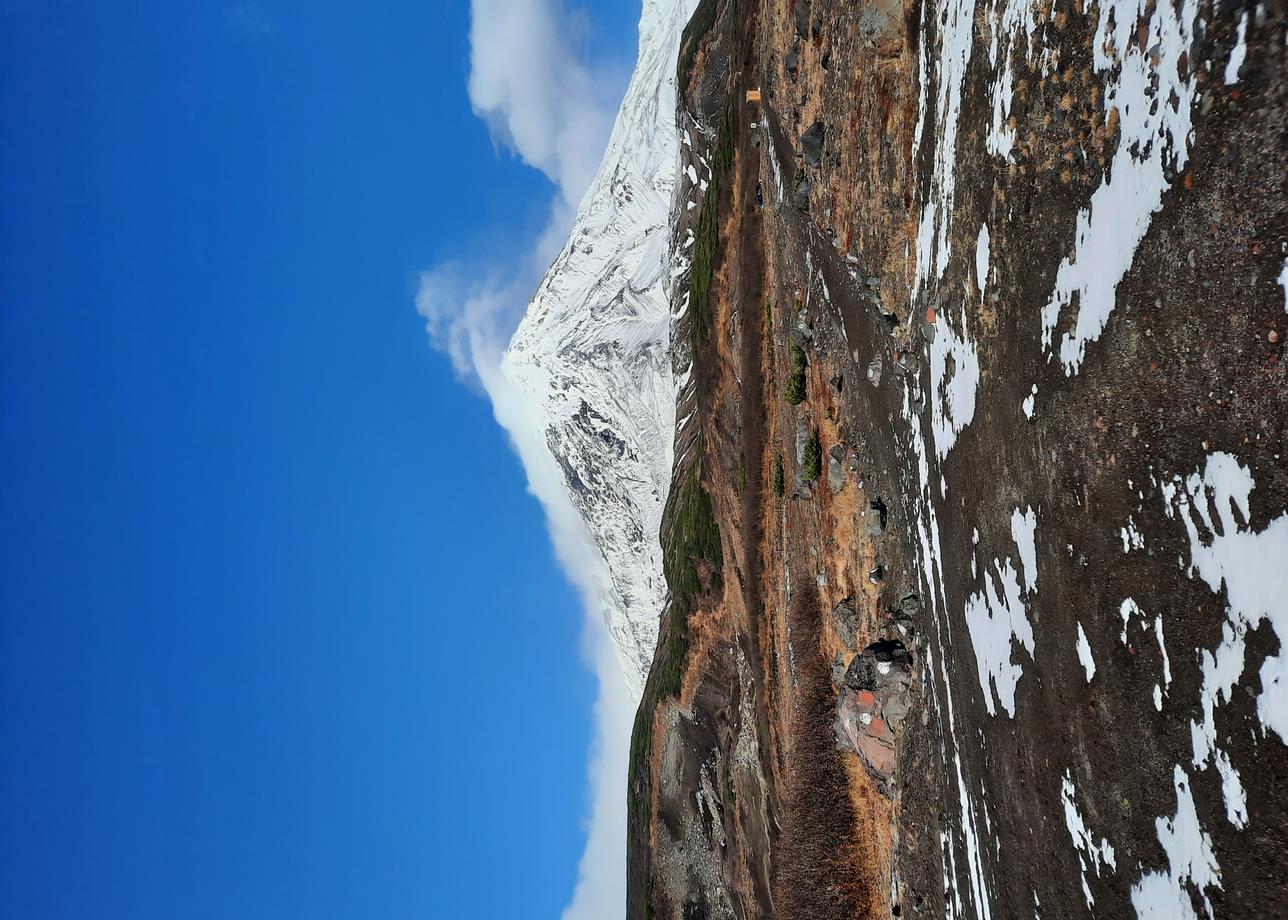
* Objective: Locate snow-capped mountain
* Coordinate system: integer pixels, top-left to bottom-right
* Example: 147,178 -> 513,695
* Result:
502,0 -> 695,698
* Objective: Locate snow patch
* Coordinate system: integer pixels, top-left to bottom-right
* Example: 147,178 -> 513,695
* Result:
1159,451 -> 1288,758
1212,748 -> 1248,829
1129,767 -> 1221,920
965,556 -> 1035,717
1011,505 -> 1038,592
929,306 -> 981,460
1039,0 -> 1201,375
1060,771 -> 1117,908
1224,11 -> 1249,85
914,0 -> 979,290
1076,622 -> 1096,682
976,223 -> 991,298
1120,597 -> 1143,644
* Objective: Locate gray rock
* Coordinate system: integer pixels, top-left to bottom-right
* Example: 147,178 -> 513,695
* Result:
832,597 -> 860,651
864,498 -> 888,536
800,121 -> 825,167
795,0 -> 811,39
831,652 -> 849,687
834,638 -> 915,793
828,450 -> 845,492
866,354 -> 883,387
793,178 -> 810,211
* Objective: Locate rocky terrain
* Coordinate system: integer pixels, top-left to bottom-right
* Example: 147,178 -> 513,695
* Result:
623,0 -> 1288,917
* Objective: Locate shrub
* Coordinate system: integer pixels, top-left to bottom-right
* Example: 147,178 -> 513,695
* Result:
802,429 -> 822,482
773,454 -> 785,497
784,342 -> 807,404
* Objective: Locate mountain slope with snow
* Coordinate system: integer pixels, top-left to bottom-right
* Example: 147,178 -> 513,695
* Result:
502,0 -> 695,698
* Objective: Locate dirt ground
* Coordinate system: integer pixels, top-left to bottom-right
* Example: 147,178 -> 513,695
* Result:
629,0 -> 1287,916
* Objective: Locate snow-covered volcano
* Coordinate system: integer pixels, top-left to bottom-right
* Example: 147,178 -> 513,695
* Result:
502,0 -> 695,697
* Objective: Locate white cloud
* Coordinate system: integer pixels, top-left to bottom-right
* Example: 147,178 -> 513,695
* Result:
416,2 -> 634,917
468,0 -> 620,208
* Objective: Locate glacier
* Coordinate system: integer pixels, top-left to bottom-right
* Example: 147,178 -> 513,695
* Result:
502,0 -> 696,698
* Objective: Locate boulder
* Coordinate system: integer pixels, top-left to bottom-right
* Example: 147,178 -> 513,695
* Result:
832,597 -> 860,651
800,121 -> 825,167
866,353 -> 883,388
864,497 -> 888,536
794,0 -> 811,39
792,178 -> 810,211
834,637 -> 914,793
828,444 -> 846,492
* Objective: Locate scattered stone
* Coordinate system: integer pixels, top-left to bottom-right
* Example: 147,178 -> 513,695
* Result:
868,564 -> 885,584
828,443 -> 846,492
871,498 -> 888,527
832,596 -> 860,651
898,592 -> 923,620
920,313 -> 937,343
793,178 -> 810,211
800,121 -> 826,167
831,652 -> 849,687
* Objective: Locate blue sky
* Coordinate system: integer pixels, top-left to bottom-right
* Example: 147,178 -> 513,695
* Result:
0,2 -> 640,918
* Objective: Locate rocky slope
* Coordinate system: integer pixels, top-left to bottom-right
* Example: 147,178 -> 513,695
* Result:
502,0 -> 697,697
629,0 -> 1287,917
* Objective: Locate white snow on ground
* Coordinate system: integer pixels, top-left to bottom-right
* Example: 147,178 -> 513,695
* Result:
965,554 -> 1035,717
1021,384 -> 1037,419
1213,749 -> 1248,829
1060,771 -> 1117,908
1011,506 -> 1038,592
1121,515 -> 1145,552
1278,258 -> 1288,311
1152,614 -> 1172,711
982,0 -> 1041,161
1075,622 -> 1096,682
1224,11 -> 1249,85
1130,767 -> 1221,920
914,0 -> 979,290
976,224 -> 990,297
1154,616 -> 1172,693
1039,0 -> 1201,375
1120,597 -> 1143,644
929,307 -> 981,460
1159,451 -> 1288,757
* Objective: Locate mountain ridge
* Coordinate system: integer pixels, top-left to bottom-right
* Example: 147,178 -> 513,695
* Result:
502,0 -> 697,697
